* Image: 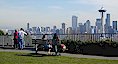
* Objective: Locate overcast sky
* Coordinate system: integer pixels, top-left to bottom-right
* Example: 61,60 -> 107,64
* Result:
0,0 -> 118,29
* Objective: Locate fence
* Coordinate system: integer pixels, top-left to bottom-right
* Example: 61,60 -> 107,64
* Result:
0,33 -> 118,47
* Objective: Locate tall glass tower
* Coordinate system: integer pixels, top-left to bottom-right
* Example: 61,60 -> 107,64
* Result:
72,16 -> 78,33
96,19 -> 102,33
112,21 -> 117,33
62,23 -> 65,34
106,14 -> 110,27
27,23 -> 29,31
105,14 -> 110,33
85,20 -> 91,33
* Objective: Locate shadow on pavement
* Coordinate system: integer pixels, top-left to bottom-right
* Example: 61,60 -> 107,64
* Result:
16,53 -> 59,57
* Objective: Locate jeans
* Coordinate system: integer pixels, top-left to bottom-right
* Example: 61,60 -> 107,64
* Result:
19,39 -> 24,49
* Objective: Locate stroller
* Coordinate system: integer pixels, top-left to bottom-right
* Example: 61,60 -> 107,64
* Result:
43,39 -> 64,56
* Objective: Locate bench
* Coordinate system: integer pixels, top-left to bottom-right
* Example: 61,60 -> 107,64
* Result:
32,39 -> 47,53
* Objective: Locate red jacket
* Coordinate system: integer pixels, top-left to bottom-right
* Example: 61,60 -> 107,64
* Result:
14,32 -> 18,39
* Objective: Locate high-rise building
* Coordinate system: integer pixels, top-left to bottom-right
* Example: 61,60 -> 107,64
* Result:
72,16 -> 78,33
62,23 -> 65,34
41,27 -> 45,34
106,14 -> 110,27
66,27 -> 72,34
32,27 -> 37,34
91,26 -> 96,34
96,18 -> 102,33
108,26 -> 114,33
85,20 -> 91,33
27,23 -> 30,30
36,27 -> 40,34
59,29 -> 63,34
53,26 -> 57,33
112,21 -> 117,33
79,23 -> 85,33
105,14 -> 110,33
45,27 -> 50,32
56,29 -> 59,34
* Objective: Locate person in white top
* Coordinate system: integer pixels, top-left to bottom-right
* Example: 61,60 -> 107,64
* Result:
18,28 -> 27,50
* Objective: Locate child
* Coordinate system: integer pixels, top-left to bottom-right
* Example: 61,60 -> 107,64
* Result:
47,40 -> 52,55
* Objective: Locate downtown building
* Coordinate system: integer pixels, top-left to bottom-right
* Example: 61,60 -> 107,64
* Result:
112,21 -> 117,33
62,23 -> 66,34
104,14 -> 111,33
84,20 -> 91,33
95,18 -> 102,33
72,16 -> 78,34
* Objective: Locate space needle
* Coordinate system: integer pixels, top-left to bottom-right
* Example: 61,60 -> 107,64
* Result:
98,7 -> 106,33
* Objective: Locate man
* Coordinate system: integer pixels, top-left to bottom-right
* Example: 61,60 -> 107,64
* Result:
18,28 -> 27,50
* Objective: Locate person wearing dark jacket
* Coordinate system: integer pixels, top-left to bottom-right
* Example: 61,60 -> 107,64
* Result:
13,30 -> 18,49
52,33 -> 60,55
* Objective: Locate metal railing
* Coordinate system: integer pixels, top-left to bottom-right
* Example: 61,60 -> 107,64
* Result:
0,33 -> 118,47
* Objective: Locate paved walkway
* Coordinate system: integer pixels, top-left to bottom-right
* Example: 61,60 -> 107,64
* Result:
0,48 -> 118,60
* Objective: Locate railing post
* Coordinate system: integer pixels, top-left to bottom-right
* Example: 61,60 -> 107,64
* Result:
34,39 -> 38,54
11,36 -> 14,47
2,36 -> 4,47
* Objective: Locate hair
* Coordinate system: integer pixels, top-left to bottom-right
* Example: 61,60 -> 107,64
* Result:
15,30 -> 17,32
53,33 -> 58,39
20,28 -> 24,31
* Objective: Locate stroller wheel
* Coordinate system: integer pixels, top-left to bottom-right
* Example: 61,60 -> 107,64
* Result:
58,53 -> 61,56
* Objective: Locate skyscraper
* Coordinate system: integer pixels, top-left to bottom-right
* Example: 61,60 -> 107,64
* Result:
45,27 -> 50,34
32,27 -> 37,34
96,19 -> 102,33
85,20 -> 91,33
36,27 -> 40,34
27,23 -> 30,30
106,14 -> 110,27
112,21 -> 117,33
67,27 -> 72,34
105,14 -> 110,33
91,26 -> 96,34
62,23 -> 65,34
79,23 -> 85,33
41,27 -> 45,34
53,26 -> 57,33
72,16 -> 78,33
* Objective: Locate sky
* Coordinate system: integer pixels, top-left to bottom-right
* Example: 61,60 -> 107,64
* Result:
0,0 -> 118,29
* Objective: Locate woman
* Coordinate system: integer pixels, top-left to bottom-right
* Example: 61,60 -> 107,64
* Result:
13,30 -> 18,49
52,33 -> 60,55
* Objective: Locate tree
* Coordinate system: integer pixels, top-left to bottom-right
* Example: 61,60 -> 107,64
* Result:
0,30 -> 4,35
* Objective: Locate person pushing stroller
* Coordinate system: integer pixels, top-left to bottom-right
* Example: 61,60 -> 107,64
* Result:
52,33 -> 61,56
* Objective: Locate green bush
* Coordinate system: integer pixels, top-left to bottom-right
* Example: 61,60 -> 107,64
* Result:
61,39 -> 118,54
0,30 -> 4,35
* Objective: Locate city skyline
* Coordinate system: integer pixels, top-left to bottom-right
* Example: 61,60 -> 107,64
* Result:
0,0 -> 118,29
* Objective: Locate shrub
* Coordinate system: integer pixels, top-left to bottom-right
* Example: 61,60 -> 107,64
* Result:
0,30 -> 4,35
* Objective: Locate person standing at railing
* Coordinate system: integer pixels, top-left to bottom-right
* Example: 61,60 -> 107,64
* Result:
18,28 -> 27,50
52,33 -> 60,55
13,30 -> 18,49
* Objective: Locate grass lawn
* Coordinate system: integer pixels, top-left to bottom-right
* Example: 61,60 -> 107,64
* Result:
0,52 -> 118,64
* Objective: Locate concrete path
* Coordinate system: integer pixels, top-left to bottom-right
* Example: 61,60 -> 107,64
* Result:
0,48 -> 118,60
